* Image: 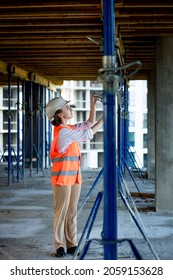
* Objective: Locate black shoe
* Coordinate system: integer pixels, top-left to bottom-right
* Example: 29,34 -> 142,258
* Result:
67,246 -> 77,255
55,247 -> 65,257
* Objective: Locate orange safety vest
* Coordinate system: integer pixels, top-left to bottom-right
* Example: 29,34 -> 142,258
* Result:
50,125 -> 82,186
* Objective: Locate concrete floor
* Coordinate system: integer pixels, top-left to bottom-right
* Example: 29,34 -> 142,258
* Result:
0,167 -> 173,260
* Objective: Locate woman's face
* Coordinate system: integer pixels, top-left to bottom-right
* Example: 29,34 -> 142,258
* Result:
61,104 -> 73,120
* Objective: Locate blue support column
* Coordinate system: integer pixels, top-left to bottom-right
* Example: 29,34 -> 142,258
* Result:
7,67 -> 12,185
40,85 -> 44,167
124,81 -> 129,168
22,80 -> 26,178
48,89 -> 52,166
16,78 -> 20,181
29,81 -> 33,176
102,0 -> 117,259
44,86 -> 48,168
36,84 -> 41,173
118,101 -> 123,172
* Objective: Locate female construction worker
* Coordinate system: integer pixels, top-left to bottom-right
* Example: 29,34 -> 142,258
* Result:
46,94 -> 103,257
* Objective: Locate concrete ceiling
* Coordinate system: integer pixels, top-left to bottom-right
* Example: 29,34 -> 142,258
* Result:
0,0 -> 173,86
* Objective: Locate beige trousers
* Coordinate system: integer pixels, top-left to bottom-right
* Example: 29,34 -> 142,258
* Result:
52,184 -> 81,250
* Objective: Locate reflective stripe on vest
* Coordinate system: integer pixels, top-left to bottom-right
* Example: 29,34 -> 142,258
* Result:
51,156 -> 79,163
51,170 -> 81,177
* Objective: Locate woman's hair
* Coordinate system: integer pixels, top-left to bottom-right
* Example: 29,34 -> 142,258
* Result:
51,109 -> 62,126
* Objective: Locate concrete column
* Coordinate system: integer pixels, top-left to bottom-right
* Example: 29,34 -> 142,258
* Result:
156,37 -> 173,212
147,71 -> 156,179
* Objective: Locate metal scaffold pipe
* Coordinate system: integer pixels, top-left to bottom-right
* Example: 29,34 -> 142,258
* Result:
29,81 -> 33,176
17,78 -> 20,181
36,84 -> 41,173
48,89 -> 52,167
102,0 -> 117,260
44,86 -> 48,169
7,67 -> 12,185
123,81 -> 129,170
22,80 -> 26,178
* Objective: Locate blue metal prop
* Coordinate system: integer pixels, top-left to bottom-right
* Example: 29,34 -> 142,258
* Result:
125,146 -> 144,182
73,191 -> 103,259
122,154 -> 141,193
16,78 -> 20,181
123,81 -> 129,166
36,84 -> 41,173
29,81 -> 33,176
22,80 -> 26,178
43,86 -> 48,169
79,238 -> 143,260
102,0 -> 117,259
48,89 -> 52,167
7,67 -> 12,185
78,167 -> 104,216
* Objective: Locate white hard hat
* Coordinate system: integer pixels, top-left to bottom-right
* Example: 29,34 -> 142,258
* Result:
46,96 -> 70,120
